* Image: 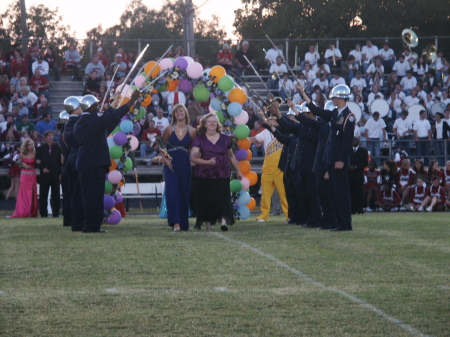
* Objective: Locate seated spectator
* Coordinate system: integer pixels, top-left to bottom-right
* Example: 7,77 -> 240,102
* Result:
167,88 -> 186,116
139,119 -> 161,166
16,76 -> 28,93
324,43 -> 343,68
0,115 -> 14,133
187,100 -> 205,126
269,56 -> 287,90
0,122 -> 21,142
375,181 -> 401,211
369,71 -> 384,92
250,120 -> 265,158
110,53 -> 127,78
21,86 -> 38,115
31,55 -> 50,80
380,159 -> 398,187
378,42 -> 395,73
246,106 -> 260,131
418,176 -> 447,211
341,55 -> 358,83
366,58 -> 385,86
16,99 -> 29,118
430,85 -> 443,101
10,71 -> 22,90
423,70 -> 440,94
29,69 -> 50,100
234,40 -> 258,77
329,72 -> 345,88
427,160 -> 444,186
96,81 -> 109,104
312,59 -> 331,78
400,70 -> 417,96
85,56 -> 105,80
36,98 -> 53,119
386,72 -> 399,95
392,55 -> 410,80
395,158 -> 415,208
311,85 -> 327,105
25,42 -> 40,79
10,55 -> 28,78
83,71 -> 101,96
152,108 -> 170,133
217,43 -> 233,72
61,43 -> 81,81
96,47 -> 110,70
367,85 -> 385,107
10,106 -> 22,124
264,41 -> 284,65
302,62 -> 316,90
393,145 -> 409,167
415,83 -> 427,102
408,177 -> 426,211
16,113 -> 35,132
388,92 -> 403,120
35,112 -> 57,140
312,73 -> 329,95
0,97 -> 7,117
278,73 -> 294,100
0,74 -> 10,98
126,51 -> 136,70
412,158 -> 428,184
350,71 -> 367,96
43,46 -> 60,81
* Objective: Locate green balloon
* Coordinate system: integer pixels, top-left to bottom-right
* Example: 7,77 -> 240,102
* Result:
110,145 -> 123,159
193,84 -> 210,102
218,75 -> 235,92
216,110 -> 225,123
157,84 -> 167,92
124,157 -> 133,172
234,125 -> 250,139
105,180 -> 113,193
112,125 -> 121,135
230,179 -> 243,193
137,107 -> 146,119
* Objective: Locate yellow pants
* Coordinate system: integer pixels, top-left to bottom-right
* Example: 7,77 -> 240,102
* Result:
256,169 -> 289,221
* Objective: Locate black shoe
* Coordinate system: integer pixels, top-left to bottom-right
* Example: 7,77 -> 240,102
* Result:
330,227 -> 351,232
221,224 -> 229,232
83,229 -> 107,233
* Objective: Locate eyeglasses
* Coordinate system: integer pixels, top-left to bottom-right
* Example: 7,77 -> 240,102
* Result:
205,120 -> 217,124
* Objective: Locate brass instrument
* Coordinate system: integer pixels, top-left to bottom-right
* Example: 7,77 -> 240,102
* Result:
332,45 -> 336,67
422,43 -> 437,64
402,29 -> 419,67
271,72 -> 279,80
355,44 -> 362,67
314,43 -> 319,64
293,46 -> 299,70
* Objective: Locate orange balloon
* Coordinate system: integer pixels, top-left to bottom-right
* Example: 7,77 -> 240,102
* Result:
245,171 -> 258,186
228,87 -> 248,105
209,65 -> 226,83
246,197 -> 256,211
237,138 -> 251,150
246,149 -> 253,161
109,158 -> 117,171
167,79 -> 179,92
238,161 -> 251,175
120,96 -> 130,106
119,181 -> 124,187
144,61 -> 161,77
141,94 -> 152,107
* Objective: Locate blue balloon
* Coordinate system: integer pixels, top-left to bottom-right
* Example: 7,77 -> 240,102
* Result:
238,205 -> 250,220
227,102 -> 242,117
120,120 -> 134,134
107,137 -> 116,148
202,68 -> 211,77
210,97 -> 222,111
237,191 -> 251,205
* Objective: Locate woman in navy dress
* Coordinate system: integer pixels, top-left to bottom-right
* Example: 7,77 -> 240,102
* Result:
161,104 -> 196,231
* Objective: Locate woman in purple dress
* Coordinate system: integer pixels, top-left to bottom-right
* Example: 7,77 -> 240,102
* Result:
190,113 -> 242,231
10,139 -> 38,218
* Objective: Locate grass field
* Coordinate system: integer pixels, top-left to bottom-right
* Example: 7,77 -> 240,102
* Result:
1,212 -> 449,337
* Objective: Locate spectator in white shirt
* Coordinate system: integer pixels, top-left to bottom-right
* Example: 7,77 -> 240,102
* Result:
404,89 -> 420,106
329,73 -> 345,88
378,42 -> 395,73
350,71 -> 367,93
312,59 -> 331,79
312,73 -> 329,95
415,83 -> 427,102
388,91 -> 403,120
349,44 -> 363,67
269,56 -> 288,90
152,108 -> 170,133
302,62 -> 316,84
278,73 -> 294,100
302,45 -> 319,69
31,56 -> 50,80
393,110 -> 413,150
393,55 -> 410,79
361,39 -> 379,73
430,85 -> 443,101
366,58 -> 384,78
413,109 -> 432,164
400,70 -> 417,95
367,85 -> 384,107
364,111 -> 387,165
402,48 -> 416,67
264,42 -> 284,65
393,84 -> 406,101
324,43 -> 342,68
167,88 -> 186,115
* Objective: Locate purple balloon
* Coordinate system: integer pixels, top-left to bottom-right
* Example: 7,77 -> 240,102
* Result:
178,79 -> 193,93
132,123 -> 141,136
104,195 -> 115,210
113,131 -> 128,146
114,191 -> 123,204
108,209 -> 122,225
174,57 -> 188,70
235,149 -> 248,161
120,115 -> 129,122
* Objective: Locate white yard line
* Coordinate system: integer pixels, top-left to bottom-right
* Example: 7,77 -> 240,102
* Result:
212,232 -> 432,337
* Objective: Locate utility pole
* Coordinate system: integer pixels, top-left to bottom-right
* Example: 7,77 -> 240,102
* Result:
184,0 -> 195,57
19,0 -> 28,54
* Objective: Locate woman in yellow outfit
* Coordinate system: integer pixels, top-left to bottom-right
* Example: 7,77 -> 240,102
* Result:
249,116 -> 289,222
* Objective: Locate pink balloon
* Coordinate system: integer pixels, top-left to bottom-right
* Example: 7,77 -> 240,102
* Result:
134,75 -> 146,88
108,170 -> 123,184
119,84 -> 132,98
127,135 -> 139,151
209,105 -> 217,113
184,56 -> 194,66
233,110 -> 249,125
186,62 -> 204,79
241,177 -> 250,191
159,58 -> 174,71
114,191 -> 123,204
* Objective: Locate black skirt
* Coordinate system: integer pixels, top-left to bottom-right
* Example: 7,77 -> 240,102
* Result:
195,177 -> 235,226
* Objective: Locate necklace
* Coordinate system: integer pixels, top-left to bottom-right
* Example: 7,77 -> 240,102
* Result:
176,126 -> 184,135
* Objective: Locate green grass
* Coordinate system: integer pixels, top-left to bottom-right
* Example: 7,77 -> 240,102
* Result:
1,213 -> 449,336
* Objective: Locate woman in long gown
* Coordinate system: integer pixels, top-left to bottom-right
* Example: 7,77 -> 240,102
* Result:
10,139 -> 38,218
161,104 -> 197,232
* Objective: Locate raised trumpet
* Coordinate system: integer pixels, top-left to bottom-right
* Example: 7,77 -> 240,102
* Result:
402,29 -> 418,48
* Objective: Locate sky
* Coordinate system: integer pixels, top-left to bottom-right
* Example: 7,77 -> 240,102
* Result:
0,0 -> 243,39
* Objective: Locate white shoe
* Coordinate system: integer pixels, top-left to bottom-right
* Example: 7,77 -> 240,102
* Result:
399,206 -> 407,211
426,206 -> 433,212
256,219 -> 266,223
418,206 -> 424,212
365,207 -> 374,212
377,208 -> 384,212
